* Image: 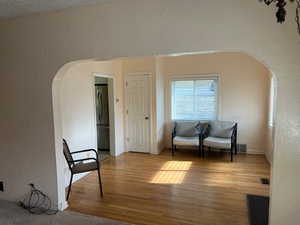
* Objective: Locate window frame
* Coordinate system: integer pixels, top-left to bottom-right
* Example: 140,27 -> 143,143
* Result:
169,74 -> 220,121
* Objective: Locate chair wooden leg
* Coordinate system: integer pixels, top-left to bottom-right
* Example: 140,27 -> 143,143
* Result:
97,168 -> 103,197
231,147 -> 233,162
66,173 -> 73,201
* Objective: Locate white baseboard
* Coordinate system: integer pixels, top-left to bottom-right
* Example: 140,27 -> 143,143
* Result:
246,148 -> 265,155
265,151 -> 273,164
59,200 -> 69,211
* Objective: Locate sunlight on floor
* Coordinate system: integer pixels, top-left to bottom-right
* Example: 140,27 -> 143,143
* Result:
150,161 -> 192,184
161,161 -> 192,171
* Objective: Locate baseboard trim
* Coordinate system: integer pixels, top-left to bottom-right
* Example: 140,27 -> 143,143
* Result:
247,149 -> 265,155
60,200 -> 69,210
165,147 -> 265,155
265,151 -> 272,164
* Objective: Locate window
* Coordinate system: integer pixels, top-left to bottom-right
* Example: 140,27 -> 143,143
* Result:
171,78 -> 218,120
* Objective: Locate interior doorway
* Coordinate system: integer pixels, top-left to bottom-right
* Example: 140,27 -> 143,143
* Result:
94,74 -> 116,160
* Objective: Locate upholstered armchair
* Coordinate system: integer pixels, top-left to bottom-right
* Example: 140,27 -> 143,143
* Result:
171,120 -> 206,157
201,121 -> 237,161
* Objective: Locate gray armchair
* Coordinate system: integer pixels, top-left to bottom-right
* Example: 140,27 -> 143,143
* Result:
171,121 -> 206,157
201,121 -> 238,161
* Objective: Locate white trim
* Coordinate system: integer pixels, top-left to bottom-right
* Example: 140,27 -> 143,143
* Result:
124,72 -> 154,154
92,73 -> 117,156
59,200 -> 69,211
247,149 -> 265,155
168,74 -> 220,121
124,72 -> 152,76
269,75 -> 278,128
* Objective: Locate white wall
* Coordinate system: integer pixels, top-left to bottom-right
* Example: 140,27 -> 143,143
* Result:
60,63 -> 97,187
265,73 -> 277,164
0,1 -> 299,224
155,56 -> 165,154
161,52 -> 271,154
55,60 -> 124,204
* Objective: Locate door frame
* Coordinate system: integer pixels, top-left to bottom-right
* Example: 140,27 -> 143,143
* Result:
124,72 -> 154,154
92,73 -> 117,156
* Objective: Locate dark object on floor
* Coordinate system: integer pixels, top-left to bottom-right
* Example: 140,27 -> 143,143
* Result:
19,183 -> 58,215
0,181 -> 3,191
63,139 -> 103,201
260,178 -> 270,185
247,194 -> 269,225
0,200 -> 130,225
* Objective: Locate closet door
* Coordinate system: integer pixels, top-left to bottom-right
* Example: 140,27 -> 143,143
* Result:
125,74 -> 151,153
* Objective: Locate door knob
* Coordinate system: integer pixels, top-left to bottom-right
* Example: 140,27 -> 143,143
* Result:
145,116 -> 149,120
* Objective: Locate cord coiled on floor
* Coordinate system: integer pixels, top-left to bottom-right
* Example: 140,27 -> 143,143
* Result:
19,183 -> 58,215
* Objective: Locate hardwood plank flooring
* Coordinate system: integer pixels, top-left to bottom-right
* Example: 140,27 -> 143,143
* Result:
67,149 -> 270,225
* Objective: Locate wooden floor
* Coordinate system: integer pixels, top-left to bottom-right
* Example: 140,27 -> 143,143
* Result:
67,149 -> 270,225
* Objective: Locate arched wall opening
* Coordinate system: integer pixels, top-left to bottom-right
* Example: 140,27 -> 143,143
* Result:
52,59 -> 125,209
1,1 -> 299,224
52,51 -> 277,212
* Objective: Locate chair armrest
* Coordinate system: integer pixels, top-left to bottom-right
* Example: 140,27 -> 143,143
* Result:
71,149 -> 98,159
199,125 -> 209,140
72,158 -> 98,163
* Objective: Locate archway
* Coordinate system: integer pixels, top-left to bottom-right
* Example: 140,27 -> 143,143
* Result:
52,51 -> 278,220
52,59 -> 125,209
1,1 -> 299,224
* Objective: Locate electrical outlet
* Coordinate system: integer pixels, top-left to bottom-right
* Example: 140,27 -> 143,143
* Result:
0,181 -> 4,192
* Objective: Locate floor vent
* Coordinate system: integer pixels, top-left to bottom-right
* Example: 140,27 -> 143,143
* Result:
260,178 -> 270,185
237,144 -> 247,153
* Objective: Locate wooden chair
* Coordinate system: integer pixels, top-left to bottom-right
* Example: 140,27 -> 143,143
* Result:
63,139 -> 103,200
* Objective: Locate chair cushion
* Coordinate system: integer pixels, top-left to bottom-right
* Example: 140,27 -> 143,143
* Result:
174,121 -> 201,137
203,136 -> 231,149
72,161 -> 98,173
173,136 -> 200,146
209,121 -> 235,138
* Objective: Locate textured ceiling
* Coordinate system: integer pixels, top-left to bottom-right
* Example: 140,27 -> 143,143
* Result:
0,0 -> 111,18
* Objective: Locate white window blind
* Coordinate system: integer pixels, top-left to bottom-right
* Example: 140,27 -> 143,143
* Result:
171,79 -> 218,120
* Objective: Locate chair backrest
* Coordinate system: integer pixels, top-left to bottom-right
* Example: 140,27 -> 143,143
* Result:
172,120 -> 209,137
208,121 -> 236,138
63,139 -> 74,168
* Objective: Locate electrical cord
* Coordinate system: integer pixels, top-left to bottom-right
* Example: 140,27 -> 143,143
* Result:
19,183 -> 58,215
296,0 -> 300,35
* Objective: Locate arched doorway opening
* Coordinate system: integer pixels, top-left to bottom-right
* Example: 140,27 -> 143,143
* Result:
52,51 -> 277,224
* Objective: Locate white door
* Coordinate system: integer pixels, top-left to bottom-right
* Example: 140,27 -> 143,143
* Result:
125,74 -> 151,153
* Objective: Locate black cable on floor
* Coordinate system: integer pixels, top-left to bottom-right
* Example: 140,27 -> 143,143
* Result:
19,183 -> 58,215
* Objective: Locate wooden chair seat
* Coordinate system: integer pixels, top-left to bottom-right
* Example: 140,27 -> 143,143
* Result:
72,161 -> 99,174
